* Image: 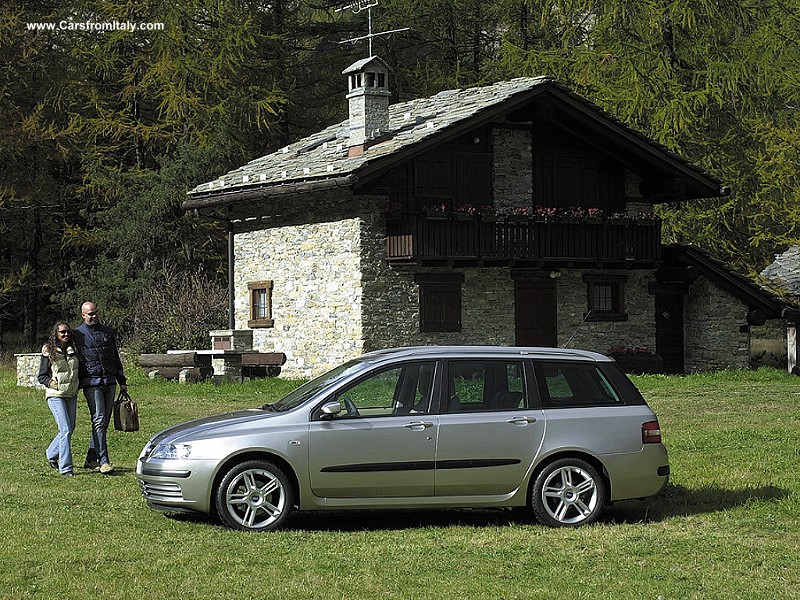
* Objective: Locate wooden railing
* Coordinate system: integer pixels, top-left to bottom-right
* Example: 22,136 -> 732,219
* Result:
386,214 -> 661,264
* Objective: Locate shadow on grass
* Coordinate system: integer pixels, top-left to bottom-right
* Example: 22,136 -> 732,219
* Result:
162,483 -> 789,532
164,507 -> 522,532
601,483 -> 789,525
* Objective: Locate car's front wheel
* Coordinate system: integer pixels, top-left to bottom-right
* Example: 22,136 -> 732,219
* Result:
531,458 -> 605,527
215,460 -> 293,532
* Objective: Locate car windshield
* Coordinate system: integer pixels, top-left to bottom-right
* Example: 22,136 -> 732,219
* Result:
264,358 -> 369,412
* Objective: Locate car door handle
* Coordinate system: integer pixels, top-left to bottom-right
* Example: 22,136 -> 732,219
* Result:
507,416 -> 537,425
403,421 -> 433,430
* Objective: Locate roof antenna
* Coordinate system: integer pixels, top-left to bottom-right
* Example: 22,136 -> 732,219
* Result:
564,309 -> 593,348
336,0 -> 410,57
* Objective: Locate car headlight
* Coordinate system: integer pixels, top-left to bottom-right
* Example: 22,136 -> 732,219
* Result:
150,443 -> 192,460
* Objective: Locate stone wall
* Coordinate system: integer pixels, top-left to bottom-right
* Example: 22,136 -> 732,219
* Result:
554,270 -> 656,353
233,191 -> 382,379
362,267 -> 517,350
16,353 -> 44,388
684,276 -> 750,371
361,263 -> 656,354
492,128 -> 532,209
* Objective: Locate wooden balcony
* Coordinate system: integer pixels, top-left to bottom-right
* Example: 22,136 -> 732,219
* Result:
386,214 -> 661,266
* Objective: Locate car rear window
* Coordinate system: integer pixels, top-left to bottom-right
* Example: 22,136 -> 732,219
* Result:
534,361 -> 623,408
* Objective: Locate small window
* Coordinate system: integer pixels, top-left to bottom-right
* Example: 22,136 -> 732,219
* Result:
534,361 -> 622,408
592,283 -> 613,312
248,281 -> 274,328
415,273 -> 463,333
583,274 -> 627,321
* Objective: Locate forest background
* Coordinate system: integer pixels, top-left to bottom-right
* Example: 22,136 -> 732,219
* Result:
1,0 -> 798,354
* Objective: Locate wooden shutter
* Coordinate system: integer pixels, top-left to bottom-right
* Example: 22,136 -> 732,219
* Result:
415,273 -> 464,332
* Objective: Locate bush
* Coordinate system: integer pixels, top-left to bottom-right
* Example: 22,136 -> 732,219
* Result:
127,269 -> 227,353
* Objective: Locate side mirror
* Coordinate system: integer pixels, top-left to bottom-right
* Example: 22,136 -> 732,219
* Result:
320,401 -> 343,419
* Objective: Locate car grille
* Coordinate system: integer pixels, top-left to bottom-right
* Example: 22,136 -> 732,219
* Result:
139,479 -> 184,502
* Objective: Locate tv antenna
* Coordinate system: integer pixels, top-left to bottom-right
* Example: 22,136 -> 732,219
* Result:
336,0 -> 410,57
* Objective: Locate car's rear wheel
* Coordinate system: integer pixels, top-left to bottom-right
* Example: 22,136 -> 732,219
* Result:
215,460 -> 293,532
531,458 -> 605,527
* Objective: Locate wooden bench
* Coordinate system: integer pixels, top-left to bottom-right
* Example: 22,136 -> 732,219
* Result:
240,352 -> 287,378
138,351 -> 287,382
138,352 -> 213,382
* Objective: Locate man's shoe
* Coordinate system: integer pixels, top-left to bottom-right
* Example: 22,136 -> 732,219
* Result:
48,458 -> 59,470
84,460 -> 99,470
99,463 -> 114,474
62,471 -> 74,477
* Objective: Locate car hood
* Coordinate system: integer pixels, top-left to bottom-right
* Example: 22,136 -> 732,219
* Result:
150,409 -> 280,445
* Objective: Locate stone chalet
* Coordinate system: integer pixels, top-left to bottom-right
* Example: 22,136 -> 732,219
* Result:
183,56 -> 799,379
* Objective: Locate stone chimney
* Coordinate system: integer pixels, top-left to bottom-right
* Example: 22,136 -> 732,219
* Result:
343,56 -> 390,156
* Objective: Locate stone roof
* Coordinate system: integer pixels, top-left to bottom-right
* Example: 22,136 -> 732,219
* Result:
667,244 -> 800,319
185,76 -> 726,208
762,246 -> 800,298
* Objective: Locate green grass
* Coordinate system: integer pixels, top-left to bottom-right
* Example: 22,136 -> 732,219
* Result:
0,365 -> 798,599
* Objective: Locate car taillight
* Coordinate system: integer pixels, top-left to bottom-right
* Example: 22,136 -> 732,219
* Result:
642,421 -> 662,444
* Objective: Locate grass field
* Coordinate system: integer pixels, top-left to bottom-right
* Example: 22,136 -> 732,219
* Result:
0,364 -> 797,599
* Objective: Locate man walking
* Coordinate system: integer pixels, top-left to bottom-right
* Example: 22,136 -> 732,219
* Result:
72,301 -> 128,474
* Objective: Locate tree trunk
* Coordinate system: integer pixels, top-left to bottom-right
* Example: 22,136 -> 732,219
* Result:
23,211 -> 41,347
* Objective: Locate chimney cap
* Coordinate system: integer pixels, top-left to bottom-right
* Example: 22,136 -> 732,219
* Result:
342,55 -> 390,75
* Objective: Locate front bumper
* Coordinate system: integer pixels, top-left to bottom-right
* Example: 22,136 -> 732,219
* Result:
136,457 -> 217,514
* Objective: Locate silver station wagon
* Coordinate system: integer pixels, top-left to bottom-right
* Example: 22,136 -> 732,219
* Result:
137,346 -> 669,531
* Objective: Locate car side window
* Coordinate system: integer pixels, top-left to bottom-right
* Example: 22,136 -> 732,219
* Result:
332,362 -> 435,418
445,360 -> 526,413
534,361 -> 622,408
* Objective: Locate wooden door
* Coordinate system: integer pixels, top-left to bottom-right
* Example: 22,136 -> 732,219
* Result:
514,280 -> 558,347
655,292 -> 685,374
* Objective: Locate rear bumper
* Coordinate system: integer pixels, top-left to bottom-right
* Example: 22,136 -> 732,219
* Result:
604,444 -> 670,501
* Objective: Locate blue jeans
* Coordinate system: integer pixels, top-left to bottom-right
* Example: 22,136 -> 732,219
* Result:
46,396 -> 77,474
84,385 -> 116,466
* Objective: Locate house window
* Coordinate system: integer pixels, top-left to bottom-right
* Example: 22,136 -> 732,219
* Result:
248,281 -> 274,328
583,274 -> 627,322
415,273 -> 464,332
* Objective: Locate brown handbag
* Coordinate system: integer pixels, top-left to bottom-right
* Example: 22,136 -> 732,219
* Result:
114,389 -> 140,432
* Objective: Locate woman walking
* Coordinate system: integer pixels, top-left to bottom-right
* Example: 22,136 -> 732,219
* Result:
38,321 -> 80,477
